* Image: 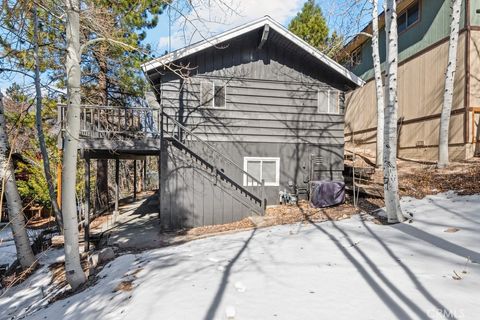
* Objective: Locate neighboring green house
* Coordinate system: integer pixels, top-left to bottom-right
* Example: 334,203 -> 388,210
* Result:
344,0 -> 480,161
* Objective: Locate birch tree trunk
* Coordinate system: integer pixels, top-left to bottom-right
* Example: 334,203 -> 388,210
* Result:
0,92 -> 36,269
371,0 -> 384,168
33,4 -> 63,231
438,0 -> 462,168
63,0 -> 86,289
384,0 -> 405,223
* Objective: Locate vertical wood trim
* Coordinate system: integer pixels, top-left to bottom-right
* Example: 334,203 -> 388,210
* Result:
465,0 -> 471,144
114,158 -> 119,222
84,157 -> 90,251
142,159 -> 147,191
57,150 -> 63,209
133,160 -> 137,202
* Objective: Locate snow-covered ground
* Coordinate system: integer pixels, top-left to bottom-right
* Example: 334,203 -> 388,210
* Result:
0,225 -> 17,268
0,226 -> 44,268
1,192 -> 480,320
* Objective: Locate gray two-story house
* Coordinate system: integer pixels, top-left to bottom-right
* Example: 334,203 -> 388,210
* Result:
142,16 -> 364,229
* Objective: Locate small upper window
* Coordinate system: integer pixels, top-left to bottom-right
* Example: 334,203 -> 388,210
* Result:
398,1 -> 419,33
200,81 -> 226,108
348,48 -> 362,68
317,89 -> 340,114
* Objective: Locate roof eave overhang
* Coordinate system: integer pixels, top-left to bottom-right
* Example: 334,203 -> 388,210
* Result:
142,16 -> 365,88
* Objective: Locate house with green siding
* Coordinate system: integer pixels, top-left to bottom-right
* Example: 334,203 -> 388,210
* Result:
344,0 -> 480,161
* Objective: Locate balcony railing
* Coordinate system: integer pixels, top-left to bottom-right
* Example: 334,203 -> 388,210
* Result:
58,104 -> 160,139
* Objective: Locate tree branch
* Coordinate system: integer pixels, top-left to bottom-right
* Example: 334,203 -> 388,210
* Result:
80,37 -> 139,55
0,67 -> 34,79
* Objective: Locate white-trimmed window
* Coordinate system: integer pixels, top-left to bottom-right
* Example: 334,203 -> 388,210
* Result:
398,1 -> 420,33
200,81 -> 226,108
350,47 -> 362,67
243,157 -> 280,187
317,89 -> 339,114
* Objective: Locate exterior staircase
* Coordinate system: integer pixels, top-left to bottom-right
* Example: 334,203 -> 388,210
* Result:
161,111 -> 266,215
59,101 -> 267,220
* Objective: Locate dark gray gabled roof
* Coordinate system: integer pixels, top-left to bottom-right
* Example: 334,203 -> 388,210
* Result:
142,16 -> 365,87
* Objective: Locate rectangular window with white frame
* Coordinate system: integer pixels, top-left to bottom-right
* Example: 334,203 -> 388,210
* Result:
200,81 -> 226,108
317,89 -> 339,114
398,1 -> 420,33
243,157 -> 280,187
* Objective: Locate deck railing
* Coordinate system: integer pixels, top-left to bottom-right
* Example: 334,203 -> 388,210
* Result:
58,104 -> 161,139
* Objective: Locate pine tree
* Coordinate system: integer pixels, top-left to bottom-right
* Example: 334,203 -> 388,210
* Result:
288,0 -> 345,59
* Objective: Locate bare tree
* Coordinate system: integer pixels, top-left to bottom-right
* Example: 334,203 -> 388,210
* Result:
371,0 -> 384,168
32,4 -> 63,231
383,0 -> 405,223
63,0 -> 87,289
438,0 -> 462,168
0,92 -> 36,270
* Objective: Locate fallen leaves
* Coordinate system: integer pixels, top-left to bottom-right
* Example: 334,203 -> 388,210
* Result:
444,227 -> 460,233
114,280 -> 134,292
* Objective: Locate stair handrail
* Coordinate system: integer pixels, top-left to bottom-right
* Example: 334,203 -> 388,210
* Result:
161,111 -> 265,191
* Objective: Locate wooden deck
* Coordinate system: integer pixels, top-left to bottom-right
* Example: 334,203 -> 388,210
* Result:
59,104 -> 162,156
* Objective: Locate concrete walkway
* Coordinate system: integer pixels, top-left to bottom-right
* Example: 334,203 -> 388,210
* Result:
91,192 -> 165,250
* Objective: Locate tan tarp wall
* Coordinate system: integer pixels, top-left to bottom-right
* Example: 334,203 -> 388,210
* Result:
345,32 -> 469,161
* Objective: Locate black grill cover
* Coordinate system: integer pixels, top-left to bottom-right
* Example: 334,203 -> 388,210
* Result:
310,181 -> 345,208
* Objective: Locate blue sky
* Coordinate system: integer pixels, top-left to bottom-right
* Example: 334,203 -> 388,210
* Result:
141,0 -> 375,59
1,0 -> 373,92
143,0 -> 306,58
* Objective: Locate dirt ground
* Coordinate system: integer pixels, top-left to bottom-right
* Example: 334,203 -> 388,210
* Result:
346,152 -> 480,199
181,155 -> 479,237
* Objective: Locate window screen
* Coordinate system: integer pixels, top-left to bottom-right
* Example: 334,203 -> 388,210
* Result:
246,160 -> 261,182
200,81 -> 226,108
262,161 -> 277,184
200,81 -> 213,107
243,157 -> 280,186
214,85 -> 226,108
329,90 -> 339,113
317,91 -> 329,114
318,89 -> 339,114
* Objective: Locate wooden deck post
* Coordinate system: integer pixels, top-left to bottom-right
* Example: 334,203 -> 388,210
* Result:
57,150 -> 62,209
133,160 -> 137,202
84,157 -> 91,251
158,106 -> 163,228
114,158 -> 119,223
261,179 -> 266,214
57,99 -> 63,210
142,159 -> 147,191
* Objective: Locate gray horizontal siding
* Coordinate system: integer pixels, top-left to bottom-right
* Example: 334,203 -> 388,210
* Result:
161,79 -> 327,93
165,125 -> 343,142
160,140 -> 345,229
159,74 -> 345,145
163,108 -> 344,123
182,135 -> 343,144
160,144 -> 260,229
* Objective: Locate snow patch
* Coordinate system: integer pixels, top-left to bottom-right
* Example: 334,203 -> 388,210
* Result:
1,192 -> 479,320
